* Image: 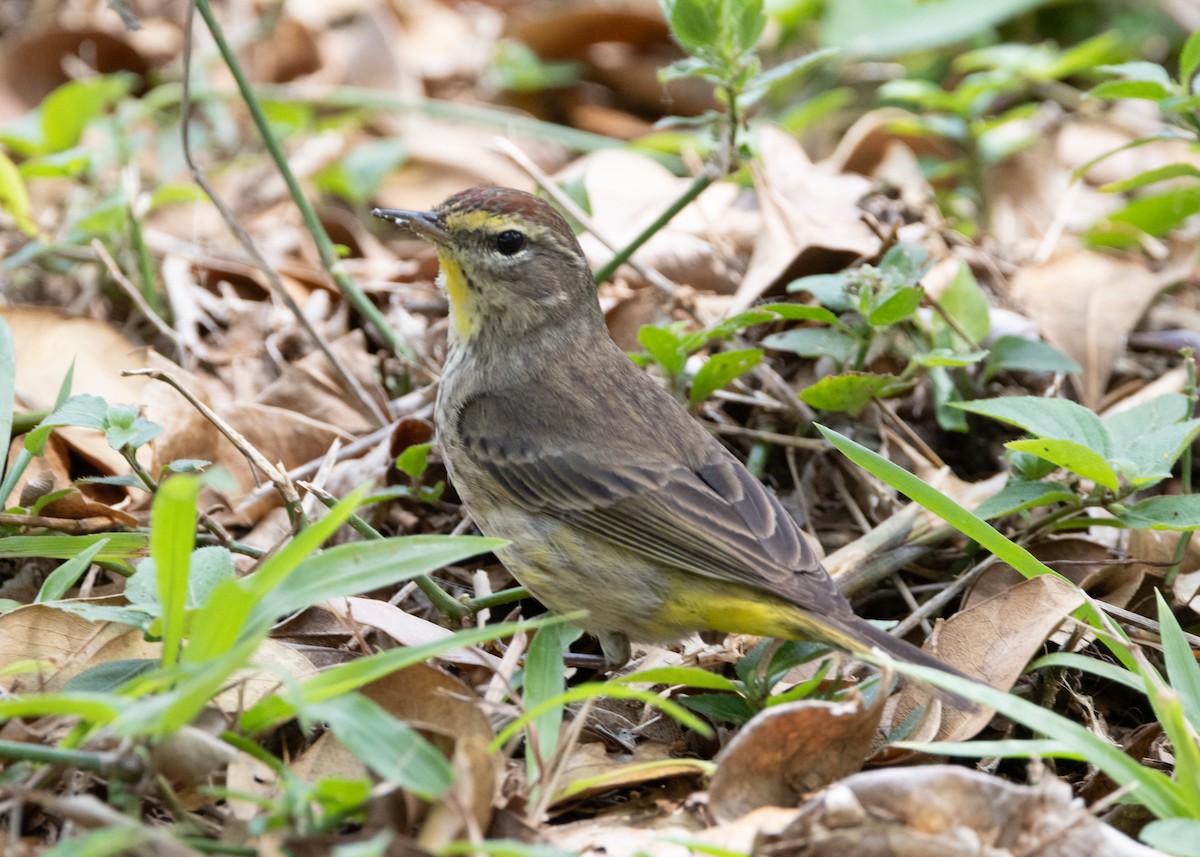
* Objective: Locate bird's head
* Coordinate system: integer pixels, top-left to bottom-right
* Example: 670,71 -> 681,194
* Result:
372,186 -> 600,344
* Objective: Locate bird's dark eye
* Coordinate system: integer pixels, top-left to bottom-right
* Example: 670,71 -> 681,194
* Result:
495,230 -> 527,256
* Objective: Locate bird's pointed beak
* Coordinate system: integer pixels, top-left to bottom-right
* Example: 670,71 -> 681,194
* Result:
370,207 -> 448,245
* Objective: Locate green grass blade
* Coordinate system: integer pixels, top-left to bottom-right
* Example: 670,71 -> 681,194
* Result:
0,315 -> 14,484
35,538 -> 108,603
150,476 -> 199,669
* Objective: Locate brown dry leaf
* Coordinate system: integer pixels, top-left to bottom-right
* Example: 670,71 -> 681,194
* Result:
708,692 -> 884,822
0,26 -> 149,112
551,740 -> 710,808
323,597 -> 501,670
561,148 -> 753,294
776,765 -> 1160,857
3,432 -> 136,525
735,126 -> 881,313
892,574 -> 1083,744
1133,529 -> 1200,613
1,305 -> 147,410
361,663 -> 496,837
1006,241 -> 1195,409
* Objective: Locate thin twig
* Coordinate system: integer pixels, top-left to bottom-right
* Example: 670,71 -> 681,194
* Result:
891,556 -> 998,637
490,137 -> 678,296
705,422 -> 824,450
180,0 -> 392,429
91,239 -> 183,357
592,172 -> 715,285
122,367 -> 307,530
0,513 -> 128,534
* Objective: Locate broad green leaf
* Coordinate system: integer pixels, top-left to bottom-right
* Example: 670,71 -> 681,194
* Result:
395,442 -> 432,479
867,285 -> 922,326
1112,495 -> 1200,530
309,694 -> 451,800
936,262 -> 989,343
757,302 -> 842,327
1100,163 -> 1200,193
24,394 -> 109,454
822,0 -> 1051,58
1005,438 -> 1120,491
953,396 -> 1113,457
662,0 -> 720,51
912,348 -> 988,367
1094,186 -> 1200,241
127,546 -> 235,610
678,692 -> 756,724
731,0 -> 767,55
40,75 -> 133,153
249,535 -> 505,627
616,666 -> 741,692
0,149 -> 36,236
524,623 -> 579,787
151,476 -> 199,668
63,658 -> 159,693
786,273 -> 853,310
103,404 -> 162,450
695,310 -> 778,345
35,539 -> 108,603
1116,419 -> 1200,488
1096,61 -> 1174,85
800,372 -> 905,416
930,366 -> 967,432
0,315 -> 12,479
973,482 -> 1077,519
983,336 -> 1080,379
762,328 -> 856,363
689,348 -> 761,407
637,323 -> 688,376
1105,393 -> 1190,442
1182,29 -> 1200,92
889,660 -> 1188,819
1090,79 -> 1173,100
1157,590 -> 1200,733
0,691 -> 121,724
878,242 -> 930,285
1141,819 -> 1200,857
0,533 -> 147,560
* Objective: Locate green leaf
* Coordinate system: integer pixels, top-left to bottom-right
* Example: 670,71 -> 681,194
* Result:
128,545 -> 234,610
615,666 -> 741,692
523,623 -> 579,786
308,694 -> 451,800
250,535 -> 505,626
662,0 -> 720,52
930,366 -> 967,433
24,394 -> 109,455
973,482 -> 1077,519
689,348 -> 761,407
744,48 -> 838,103
40,75 -> 132,153
1092,185 -> 1200,241
954,396 -> 1113,457
1027,651 -> 1145,693
0,149 -> 36,236
42,824 -> 151,857
912,348 -> 988,367
0,691 -> 121,725
800,372 -> 904,416
888,659 -> 1189,819
1141,819 -> 1200,857
762,328 -> 857,363
315,139 -> 408,205
678,692 -> 756,724
1182,29 -> 1200,93
822,0 -> 1050,58
1105,393 -> 1191,443
878,242 -> 930,284
637,323 -> 689,376
151,475 -> 199,668
1112,495 -> 1200,530
103,404 -> 162,450
1096,61 -> 1174,86
786,273 -> 853,310
395,442 -> 433,480
35,539 -> 108,603
1157,589 -> 1200,733
937,262 -> 989,343
730,0 -> 767,54
1118,419 -> 1200,488
0,533 -> 147,561
757,303 -> 843,326
867,285 -> 922,326
63,658 -> 159,693
0,315 -> 12,481
1005,438 -> 1120,492
983,336 -> 1080,379
1090,79 -> 1173,100
1100,163 -> 1200,193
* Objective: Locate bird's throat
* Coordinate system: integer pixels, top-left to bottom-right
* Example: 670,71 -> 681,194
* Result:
437,252 -> 476,340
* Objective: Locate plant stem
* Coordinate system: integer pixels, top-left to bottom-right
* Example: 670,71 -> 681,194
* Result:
191,0 -> 411,361
463,585 -> 530,612
0,739 -> 144,780
592,172 -> 714,285
305,486 -> 470,622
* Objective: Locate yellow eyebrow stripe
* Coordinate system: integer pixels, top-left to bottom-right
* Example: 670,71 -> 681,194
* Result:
444,209 -> 547,238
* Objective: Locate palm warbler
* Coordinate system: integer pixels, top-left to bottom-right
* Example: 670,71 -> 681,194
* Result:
373,186 -> 956,676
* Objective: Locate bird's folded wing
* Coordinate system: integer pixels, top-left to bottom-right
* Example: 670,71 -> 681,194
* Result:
459,397 -> 833,606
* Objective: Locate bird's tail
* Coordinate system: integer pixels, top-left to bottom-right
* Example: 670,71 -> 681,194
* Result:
818,614 -> 980,712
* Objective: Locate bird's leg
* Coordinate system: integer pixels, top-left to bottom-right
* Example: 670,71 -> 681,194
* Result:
598,630 -> 632,671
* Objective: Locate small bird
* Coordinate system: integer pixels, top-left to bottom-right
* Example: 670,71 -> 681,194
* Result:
372,186 -> 958,679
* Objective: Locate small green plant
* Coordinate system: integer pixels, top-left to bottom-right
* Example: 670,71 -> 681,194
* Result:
618,639 -> 838,726
770,247 -> 1077,427
962,392 -> 1200,530
879,32 -> 1128,233
1079,29 -> 1200,250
